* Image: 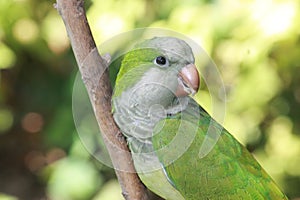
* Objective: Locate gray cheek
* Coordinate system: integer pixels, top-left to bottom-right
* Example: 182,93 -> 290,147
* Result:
129,83 -> 175,108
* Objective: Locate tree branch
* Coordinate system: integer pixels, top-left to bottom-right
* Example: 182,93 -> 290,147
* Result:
55,0 -> 149,199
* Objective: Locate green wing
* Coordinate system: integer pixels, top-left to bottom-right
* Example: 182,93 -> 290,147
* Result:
152,98 -> 288,200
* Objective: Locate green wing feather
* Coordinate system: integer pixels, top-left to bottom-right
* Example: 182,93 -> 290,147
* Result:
152,98 -> 288,200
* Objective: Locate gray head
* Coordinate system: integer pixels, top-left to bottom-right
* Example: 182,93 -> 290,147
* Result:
135,37 -> 195,66
112,36 -> 200,141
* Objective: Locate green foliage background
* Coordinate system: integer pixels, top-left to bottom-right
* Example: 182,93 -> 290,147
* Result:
0,0 -> 299,199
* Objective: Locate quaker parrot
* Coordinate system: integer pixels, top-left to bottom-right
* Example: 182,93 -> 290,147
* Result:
111,37 -> 288,200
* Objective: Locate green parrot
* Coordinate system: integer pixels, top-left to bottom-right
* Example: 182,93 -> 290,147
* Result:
111,37 -> 288,200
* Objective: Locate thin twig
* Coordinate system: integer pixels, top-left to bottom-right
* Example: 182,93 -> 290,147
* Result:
55,0 -> 149,199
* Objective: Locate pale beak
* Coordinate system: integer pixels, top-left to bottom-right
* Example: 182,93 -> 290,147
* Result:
175,64 -> 200,97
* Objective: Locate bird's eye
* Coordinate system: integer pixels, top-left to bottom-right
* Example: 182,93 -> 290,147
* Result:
154,56 -> 169,67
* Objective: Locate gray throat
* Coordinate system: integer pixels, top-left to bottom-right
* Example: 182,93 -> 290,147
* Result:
113,91 -> 190,154
113,89 -> 190,173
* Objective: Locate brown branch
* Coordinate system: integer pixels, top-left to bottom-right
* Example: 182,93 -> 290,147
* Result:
55,0 -> 149,199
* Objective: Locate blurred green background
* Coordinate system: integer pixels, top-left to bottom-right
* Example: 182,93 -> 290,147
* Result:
0,0 -> 300,199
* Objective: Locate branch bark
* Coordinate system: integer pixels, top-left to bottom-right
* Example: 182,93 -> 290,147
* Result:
55,1 -> 149,199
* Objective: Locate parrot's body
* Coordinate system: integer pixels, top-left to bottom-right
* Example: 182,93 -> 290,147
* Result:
111,37 -> 288,200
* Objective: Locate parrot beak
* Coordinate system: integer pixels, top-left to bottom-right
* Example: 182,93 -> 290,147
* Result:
176,64 -> 200,97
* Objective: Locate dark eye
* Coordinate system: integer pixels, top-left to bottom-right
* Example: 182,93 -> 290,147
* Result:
154,56 -> 169,67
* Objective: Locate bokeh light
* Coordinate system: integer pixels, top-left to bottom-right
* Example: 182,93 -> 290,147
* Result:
0,44 -> 16,69
24,150 -> 46,172
0,108 -> 14,133
13,18 -> 39,44
47,158 -> 102,200
251,1 -> 296,36
24,148 -> 66,173
42,11 -> 70,54
21,112 -> 44,133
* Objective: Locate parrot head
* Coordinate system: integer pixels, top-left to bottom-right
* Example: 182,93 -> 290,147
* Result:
112,37 -> 200,141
